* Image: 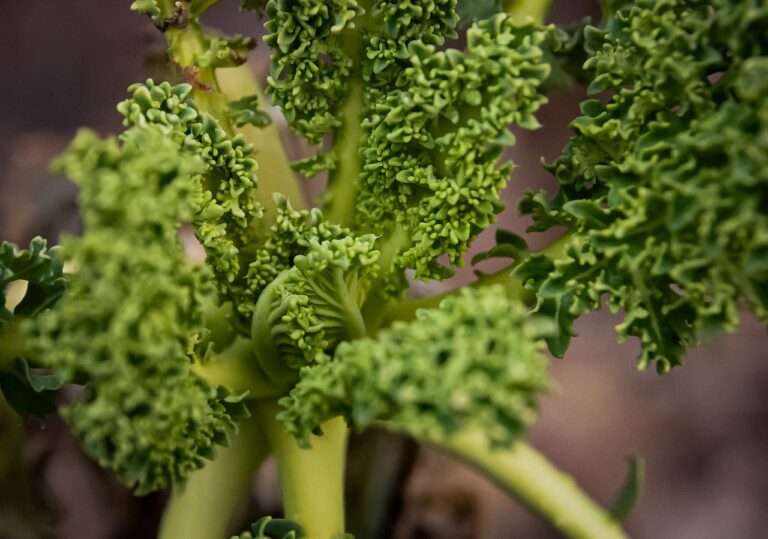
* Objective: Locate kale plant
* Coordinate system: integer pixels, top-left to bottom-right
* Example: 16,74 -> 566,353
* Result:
1,0 -> 766,538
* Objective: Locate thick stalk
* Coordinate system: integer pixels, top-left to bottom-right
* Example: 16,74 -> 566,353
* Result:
360,226 -> 409,331
433,431 -> 630,539
216,66 -> 307,214
255,402 -> 348,539
159,414 -> 268,539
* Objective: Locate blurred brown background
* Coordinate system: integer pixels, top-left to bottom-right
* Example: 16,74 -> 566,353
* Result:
1,1 -> 767,538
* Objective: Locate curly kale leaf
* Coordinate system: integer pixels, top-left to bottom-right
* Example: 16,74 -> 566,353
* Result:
264,0 -> 364,145
279,286 -> 552,448
265,0 -> 457,148
359,16 -> 551,286
251,234 -> 379,385
265,2 -> 552,293
0,238 -> 66,418
242,195 -> 351,318
517,0 -> 768,371
0,357 -> 62,419
30,126 -> 248,494
1,237 -> 65,324
196,34 -> 256,69
118,80 -> 264,323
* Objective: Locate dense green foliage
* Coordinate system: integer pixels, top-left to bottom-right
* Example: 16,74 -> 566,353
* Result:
117,81 -> 264,325
265,2 -> 553,289
279,286 -> 551,447
515,0 -> 768,370
29,126 -> 248,494
251,234 -> 379,374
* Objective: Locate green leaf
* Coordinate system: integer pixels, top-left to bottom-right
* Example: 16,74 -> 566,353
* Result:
251,234 -> 379,378
519,0 -> 768,369
265,4 -> 551,292
1,237 -> 66,324
536,295 -> 577,358
118,80 -> 264,325
0,358 -> 61,419
34,124 -> 247,494
0,237 -> 66,418
227,95 -> 272,128
456,0 -> 502,25
609,456 -> 645,521
196,35 -> 256,69
231,516 -> 305,539
472,229 -> 529,265
279,286 -> 553,448
562,200 -> 610,228
290,152 -> 337,177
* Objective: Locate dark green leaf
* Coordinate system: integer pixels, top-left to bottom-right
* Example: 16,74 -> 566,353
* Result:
456,0 -> 502,25
471,229 -> 528,264
0,358 -> 60,419
231,516 -> 305,539
537,295 -> 577,358
0,237 -> 66,325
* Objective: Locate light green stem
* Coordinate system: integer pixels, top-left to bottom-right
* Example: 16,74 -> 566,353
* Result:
502,0 -> 554,23
158,415 -> 268,539
434,432 -> 630,539
216,66 -> 307,214
325,79 -> 365,226
325,32 -> 366,226
156,3 -> 306,218
164,22 -> 234,132
193,337 -> 292,400
256,402 -> 348,539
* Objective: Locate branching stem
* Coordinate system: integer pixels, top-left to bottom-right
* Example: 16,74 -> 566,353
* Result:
216,66 -> 307,215
255,401 -> 348,539
157,2 -> 306,217
433,431 -> 631,539
158,415 -> 269,539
